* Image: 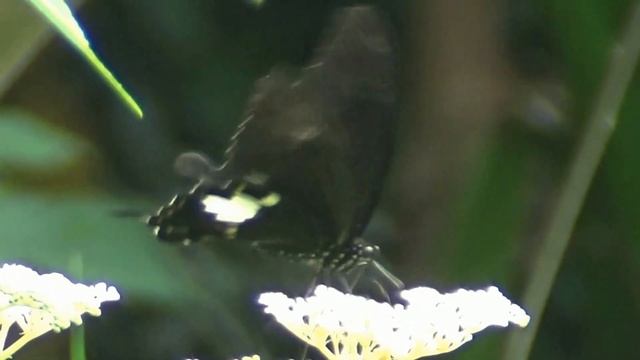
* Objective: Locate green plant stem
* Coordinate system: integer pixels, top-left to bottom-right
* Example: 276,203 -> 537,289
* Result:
503,2 -> 640,359
70,325 -> 86,360
69,254 -> 86,360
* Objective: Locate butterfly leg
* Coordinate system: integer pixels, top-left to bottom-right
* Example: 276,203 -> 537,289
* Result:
304,268 -> 320,297
335,274 -> 352,293
346,264 -> 367,292
371,260 -> 404,290
371,277 -> 392,303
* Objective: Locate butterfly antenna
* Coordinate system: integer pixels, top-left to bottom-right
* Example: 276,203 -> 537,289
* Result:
111,209 -> 154,226
111,209 -> 146,218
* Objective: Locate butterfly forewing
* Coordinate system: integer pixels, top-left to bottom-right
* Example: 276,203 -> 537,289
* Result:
223,6 -> 395,253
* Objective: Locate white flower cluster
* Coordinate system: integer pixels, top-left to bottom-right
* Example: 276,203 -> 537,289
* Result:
259,285 -> 529,360
0,263 -> 120,359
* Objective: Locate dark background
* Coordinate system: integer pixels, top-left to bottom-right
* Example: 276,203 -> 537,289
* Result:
1,0 -> 639,359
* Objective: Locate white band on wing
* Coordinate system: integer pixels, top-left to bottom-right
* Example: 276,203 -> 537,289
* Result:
201,192 -> 280,224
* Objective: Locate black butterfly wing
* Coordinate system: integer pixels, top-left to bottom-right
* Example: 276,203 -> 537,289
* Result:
147,185 -> 232,242
222,6 -> 396,251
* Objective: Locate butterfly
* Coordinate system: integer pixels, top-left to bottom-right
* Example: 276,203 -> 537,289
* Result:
147,6 -> 401,288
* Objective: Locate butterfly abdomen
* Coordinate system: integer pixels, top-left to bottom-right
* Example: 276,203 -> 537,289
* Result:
253,238 -> 380,273
320,239 -> 380,272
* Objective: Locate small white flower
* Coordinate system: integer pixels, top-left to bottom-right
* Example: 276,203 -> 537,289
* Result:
258,285 -> 529,360
0,263 -> 120,359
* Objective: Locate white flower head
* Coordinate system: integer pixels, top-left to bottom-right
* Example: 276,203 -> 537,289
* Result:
258,285 -> 529,360
0,263 -> 120,359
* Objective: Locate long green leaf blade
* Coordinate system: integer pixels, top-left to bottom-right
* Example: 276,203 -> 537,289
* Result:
26,0 -> 143,118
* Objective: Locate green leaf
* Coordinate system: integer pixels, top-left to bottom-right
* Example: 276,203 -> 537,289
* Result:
25,0 -> 143,118
0,109 -> 88,170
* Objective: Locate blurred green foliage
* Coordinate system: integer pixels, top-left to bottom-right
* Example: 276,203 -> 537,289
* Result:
0,0 -> 639,359
0,109 -> 88,169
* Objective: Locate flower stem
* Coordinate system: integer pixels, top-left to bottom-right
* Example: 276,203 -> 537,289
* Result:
70,325 -> 86,360
0,328 -> 49,360
503,2 -> 640,359
69,253 -> 87,360
0,324 -> 9,351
